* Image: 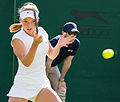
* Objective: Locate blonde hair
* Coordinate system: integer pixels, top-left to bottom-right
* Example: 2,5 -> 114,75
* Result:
9,2 -> 39,33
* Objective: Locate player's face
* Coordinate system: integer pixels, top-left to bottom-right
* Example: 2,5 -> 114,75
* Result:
20,17 -> 35,36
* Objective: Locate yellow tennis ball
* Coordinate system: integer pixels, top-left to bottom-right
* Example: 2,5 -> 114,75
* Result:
102,49 -> 114,59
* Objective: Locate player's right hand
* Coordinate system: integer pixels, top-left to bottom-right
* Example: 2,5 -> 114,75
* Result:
34,34 -> 43,44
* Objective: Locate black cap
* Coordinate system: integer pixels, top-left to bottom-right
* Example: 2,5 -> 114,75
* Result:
62,22 -> 79,33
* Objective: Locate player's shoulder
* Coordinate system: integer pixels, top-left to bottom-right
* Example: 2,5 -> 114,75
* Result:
11,29 -> 26,46
12,29 -> 24,38
38,26 -> 44,31
38,26 -> 48,39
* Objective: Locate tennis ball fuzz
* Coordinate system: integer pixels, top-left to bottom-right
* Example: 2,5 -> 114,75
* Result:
102,49 -> 114,59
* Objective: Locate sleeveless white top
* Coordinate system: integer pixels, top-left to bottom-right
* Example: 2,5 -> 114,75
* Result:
7,27 -> 51,99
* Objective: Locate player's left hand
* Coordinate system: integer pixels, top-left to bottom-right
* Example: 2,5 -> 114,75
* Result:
57,33 -> 75,47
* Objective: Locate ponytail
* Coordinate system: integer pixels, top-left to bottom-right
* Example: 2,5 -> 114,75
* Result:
9,23 -> 22,33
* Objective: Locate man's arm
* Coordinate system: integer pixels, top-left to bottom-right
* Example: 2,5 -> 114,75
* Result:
46,57 -> 53,76
58,56 -> 74,89
60,56 -> 74,81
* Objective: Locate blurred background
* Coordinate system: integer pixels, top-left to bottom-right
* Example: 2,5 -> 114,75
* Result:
0,0 -> 120,102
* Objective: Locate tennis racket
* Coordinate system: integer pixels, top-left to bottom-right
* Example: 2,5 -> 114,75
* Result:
33,10 -> 38,34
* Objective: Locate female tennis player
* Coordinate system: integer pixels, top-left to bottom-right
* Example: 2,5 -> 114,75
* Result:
7,2 -> 75,102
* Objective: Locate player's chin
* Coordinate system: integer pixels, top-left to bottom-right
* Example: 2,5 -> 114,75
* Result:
27,29 -> 34,34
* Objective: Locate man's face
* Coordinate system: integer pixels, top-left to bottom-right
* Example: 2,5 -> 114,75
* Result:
62,31 -> 76,43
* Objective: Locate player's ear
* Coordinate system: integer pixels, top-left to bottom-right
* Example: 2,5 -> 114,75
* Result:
37,17 -> 39,22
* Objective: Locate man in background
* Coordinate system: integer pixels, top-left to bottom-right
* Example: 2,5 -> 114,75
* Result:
46,22 -> 80,102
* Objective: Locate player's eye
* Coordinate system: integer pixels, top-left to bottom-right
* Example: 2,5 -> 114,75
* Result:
23,21 -> 28,23
32,20 -> 35,23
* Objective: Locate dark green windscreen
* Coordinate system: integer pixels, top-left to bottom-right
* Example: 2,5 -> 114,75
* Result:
0,0 -> 120,102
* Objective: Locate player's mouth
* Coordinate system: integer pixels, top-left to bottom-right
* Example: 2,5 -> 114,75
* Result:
27,28 -> 32,31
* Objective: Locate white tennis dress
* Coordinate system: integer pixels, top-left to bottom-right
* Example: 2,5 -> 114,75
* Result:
7,27 -> 56,101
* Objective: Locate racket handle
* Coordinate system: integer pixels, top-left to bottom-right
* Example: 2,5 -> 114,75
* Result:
33,10 -> 38,34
